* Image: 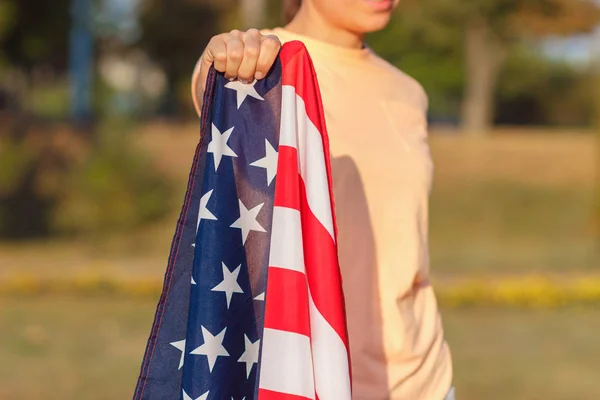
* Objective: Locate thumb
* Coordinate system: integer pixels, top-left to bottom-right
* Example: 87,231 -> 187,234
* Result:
191,56 -> 212,116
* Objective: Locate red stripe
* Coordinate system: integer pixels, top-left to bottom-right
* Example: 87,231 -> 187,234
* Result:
274,146 -> 300,210
259,389 -> 313,400
271,143 -> 349,355
264,267 -> 310,337
259,42 -> 351,395
280,41 -> 339,244
275,43 -> 350,358
272,138 -> 348,349
297,176 -> 349,348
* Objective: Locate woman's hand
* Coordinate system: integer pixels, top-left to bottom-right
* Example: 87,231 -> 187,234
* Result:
192,29 -> 281,115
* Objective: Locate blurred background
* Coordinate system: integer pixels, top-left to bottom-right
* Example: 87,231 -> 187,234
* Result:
1,0 -> 599,399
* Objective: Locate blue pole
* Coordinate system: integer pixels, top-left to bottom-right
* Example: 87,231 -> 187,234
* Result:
69,0 -> 93,122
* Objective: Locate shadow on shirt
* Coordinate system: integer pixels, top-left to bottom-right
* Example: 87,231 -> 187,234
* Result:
331,155 -> 388,397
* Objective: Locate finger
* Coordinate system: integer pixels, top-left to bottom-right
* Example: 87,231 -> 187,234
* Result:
223,30 -> 244,80
224,34 -> 244,80
255,35 -> 281,80
237,29 -> 261,83
205,34 -> 227,73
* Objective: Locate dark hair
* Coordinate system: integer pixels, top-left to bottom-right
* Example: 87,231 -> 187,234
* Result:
283,0 -> 302,23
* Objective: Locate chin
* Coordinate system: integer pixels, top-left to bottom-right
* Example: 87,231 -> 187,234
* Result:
351,14 -> 393,33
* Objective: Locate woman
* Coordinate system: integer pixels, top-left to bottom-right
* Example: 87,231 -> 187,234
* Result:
191,0 -> 455,399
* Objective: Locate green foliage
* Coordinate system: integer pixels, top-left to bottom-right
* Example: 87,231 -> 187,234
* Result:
27,82 -> 71,118
0,1 -> 16,40
0,137 -> 36,196
53,121 -> 173,235
404,0 -> 600,38
394,0 -> 600,129
0,138 -> 32,229
495,46 -> 594,126
137,0 -> 221,114
368,10 -> 464,118
369,4 -> 597,125
0,119 -> 174,239
0,120 -> 60,238
0,0 -> 15,72
0,0 -> 70,69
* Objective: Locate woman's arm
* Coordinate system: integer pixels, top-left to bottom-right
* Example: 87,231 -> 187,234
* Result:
191,29 -> 281,116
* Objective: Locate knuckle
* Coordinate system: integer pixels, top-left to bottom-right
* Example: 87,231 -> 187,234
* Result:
214,32 -> 228,41
208,34 -> 227,52
229,29 -> 242,37
244,45 -> 260,58
228,49 -> 243,61
246,28 -> 260,37
262,35 -> 281,50
213,51 -> 227,63
208,35 -> 220,48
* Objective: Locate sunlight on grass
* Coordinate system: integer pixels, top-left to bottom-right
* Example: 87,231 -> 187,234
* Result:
2,298 -> 600,400
444,307 -> 600,400
430,182 -> 598,273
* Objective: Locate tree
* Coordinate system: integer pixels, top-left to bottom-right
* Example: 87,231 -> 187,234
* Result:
368,8 -> 465,123
404,0 -> 600,134
137,0 -> 222,115
0,0 -> 71,70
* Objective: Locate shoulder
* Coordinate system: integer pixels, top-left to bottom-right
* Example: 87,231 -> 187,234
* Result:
368,52 -> 429,112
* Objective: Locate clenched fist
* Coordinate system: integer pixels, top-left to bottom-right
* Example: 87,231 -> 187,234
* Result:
192,29 -> 282,114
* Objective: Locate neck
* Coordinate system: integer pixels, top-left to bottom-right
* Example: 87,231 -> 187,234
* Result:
285,4 -> 364,49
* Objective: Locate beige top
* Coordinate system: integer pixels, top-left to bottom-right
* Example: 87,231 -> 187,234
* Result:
193,27 -> 453,400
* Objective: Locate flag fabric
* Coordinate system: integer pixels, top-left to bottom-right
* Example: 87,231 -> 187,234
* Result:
133,41 -> 352,400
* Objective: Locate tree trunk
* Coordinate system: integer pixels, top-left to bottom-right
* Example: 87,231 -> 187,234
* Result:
240,0 -> 267,29
461,17 -> 507,135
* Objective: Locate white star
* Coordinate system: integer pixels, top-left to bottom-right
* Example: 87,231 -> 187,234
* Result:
250,139 -> 278,186
238,335 -> 260,378
211,263 -> 244,309
192,189 -> 218,248
207,124 -> 237,171
253,292 -> 265,301
169,339 -> 186,370
183,389 -> 209,400
230,200 -> 266,245
197,190 -> 217,229
225,80 -> 264,109
191,276 -> 197,285
190,326 -> 229,372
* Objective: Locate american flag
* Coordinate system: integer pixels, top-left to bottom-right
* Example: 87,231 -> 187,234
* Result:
133,41 -> 352,400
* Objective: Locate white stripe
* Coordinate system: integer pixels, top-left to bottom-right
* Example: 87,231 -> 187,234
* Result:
280,85 -> 335,240
278,86 -> 301,149
269,206 -> 305,273
268,207 -> 351,398
258,328 -> 316,399
309,294 -> 352,400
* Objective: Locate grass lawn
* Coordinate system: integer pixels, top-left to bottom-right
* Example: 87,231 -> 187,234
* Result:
444,307 -> 600,400
1,297 -> 600,400
430,182 -> 597,274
